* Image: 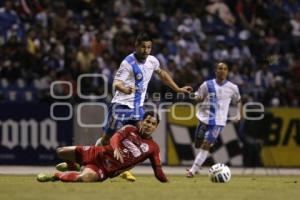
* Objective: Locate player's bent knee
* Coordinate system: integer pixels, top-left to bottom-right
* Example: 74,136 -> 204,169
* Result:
56,147 -> 64,158
78,167 -> 100,182
79,172 -> 99,182
201,140 -> 212,150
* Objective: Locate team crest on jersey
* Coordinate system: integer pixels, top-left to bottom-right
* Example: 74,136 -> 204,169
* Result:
136,73 -> 143,80
140,143 -> 149,153
208,92 -> 216,99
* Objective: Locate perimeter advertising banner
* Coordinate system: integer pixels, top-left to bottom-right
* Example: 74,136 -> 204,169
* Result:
0,103 -> 73,165
261,108 -> 300,167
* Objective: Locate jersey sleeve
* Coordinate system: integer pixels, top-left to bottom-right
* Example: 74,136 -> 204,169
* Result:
149,144 -> 168,183
152,56 -> 161,72
114,60 -> 132,82
195,82 -> 208,99
110,125 -> 134,149
231,85 -> 241,104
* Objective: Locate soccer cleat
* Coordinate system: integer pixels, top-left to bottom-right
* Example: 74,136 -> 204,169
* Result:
186,168 -> 199,178
37,173 -> 57,182
120,171 -> 136,182
186,171 -> 194,178
56,162 -> 80,172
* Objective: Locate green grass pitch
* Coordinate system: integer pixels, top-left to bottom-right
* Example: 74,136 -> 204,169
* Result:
0,175 -> 299,200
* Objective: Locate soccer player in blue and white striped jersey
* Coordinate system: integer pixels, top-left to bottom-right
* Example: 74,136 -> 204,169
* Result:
187,62 -> 242,178
95,32 -> 192,181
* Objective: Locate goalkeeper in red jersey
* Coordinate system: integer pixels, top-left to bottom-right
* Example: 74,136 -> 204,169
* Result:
37,111 -> 168,183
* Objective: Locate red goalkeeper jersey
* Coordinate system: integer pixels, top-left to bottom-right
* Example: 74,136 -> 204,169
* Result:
94,125 -> 167,182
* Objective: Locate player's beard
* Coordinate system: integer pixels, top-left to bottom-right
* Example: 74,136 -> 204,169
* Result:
141,54 -> 148,60
136,53 -> 148,61
139,126 -> 151,138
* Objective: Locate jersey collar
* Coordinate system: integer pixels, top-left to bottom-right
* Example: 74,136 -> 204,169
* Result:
133,53 -> 147,64
214,79 -> 228,86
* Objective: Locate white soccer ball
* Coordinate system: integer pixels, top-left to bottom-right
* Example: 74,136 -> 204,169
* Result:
208,163 -> 231,183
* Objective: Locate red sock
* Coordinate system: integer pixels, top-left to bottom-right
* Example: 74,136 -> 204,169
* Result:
67,161 -> 79,171
55,172 -> 80,182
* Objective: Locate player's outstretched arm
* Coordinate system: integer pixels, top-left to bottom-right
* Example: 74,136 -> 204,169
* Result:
110,126 -> 133,163
156,69 -> 193,93
149,148 -> 168,183
191,82 -> 207,102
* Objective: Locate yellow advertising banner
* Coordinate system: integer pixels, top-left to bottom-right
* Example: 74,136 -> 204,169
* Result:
261,108 -> 300,167
167,105 -> 197,127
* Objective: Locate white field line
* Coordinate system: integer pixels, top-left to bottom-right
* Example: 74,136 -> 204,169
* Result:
1,166 -> 300,175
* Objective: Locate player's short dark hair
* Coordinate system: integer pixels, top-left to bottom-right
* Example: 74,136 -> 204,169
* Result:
135,32 -> 152,44
143,111 -> 160,124
215,62 -> 229,70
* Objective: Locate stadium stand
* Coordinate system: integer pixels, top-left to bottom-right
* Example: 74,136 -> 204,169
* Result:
0,0 -> 299,106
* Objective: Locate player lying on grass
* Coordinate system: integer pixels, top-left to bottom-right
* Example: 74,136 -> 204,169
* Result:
37,111 -> 168,183
96,32 -> 192,181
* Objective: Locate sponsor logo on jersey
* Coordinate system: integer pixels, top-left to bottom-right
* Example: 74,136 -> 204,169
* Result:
122,139 -> 141,157
208,92 -> 216,99
140,143 -> 149,153
136,73 -> 143,80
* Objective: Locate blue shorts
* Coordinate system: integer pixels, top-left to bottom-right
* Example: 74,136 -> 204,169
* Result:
103,104 -> 144,136
194,121 -> 224,145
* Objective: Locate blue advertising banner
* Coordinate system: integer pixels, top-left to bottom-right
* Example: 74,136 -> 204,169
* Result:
0,103 -> 73,165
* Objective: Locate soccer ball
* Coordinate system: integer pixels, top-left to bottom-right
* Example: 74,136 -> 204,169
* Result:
208,163 -> 231,183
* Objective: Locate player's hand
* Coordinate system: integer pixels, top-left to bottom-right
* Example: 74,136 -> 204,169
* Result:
231,117 -> 241,124
177,86 -> 193,93
123,86 -> 135,94
113,148 -> 124,163
230,113 -> 242,124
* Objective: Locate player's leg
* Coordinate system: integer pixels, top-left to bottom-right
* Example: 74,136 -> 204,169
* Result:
187,122 -> 209,177
38,149 -> 107,183
77,168 -> 100,182
95,104 -> 114,146
37,146 -> 79,182
38,168 -> 100,183
77,164 -> 107,182
119,106 -> 144,182
187,141 -> 210,178
56,146 -> 80,171
57,148 -> 107,182
194,121 -> 207,148
56,167 -> 99,182
187,125 -> 224,178
95,104 -> 128,146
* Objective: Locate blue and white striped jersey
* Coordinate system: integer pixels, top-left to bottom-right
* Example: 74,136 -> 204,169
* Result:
195,79 -> 241,126
112,53 -> 160,109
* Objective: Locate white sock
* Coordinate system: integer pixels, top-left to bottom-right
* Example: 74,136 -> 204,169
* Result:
95,138 -> 103,146
190,149 -> 209,174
